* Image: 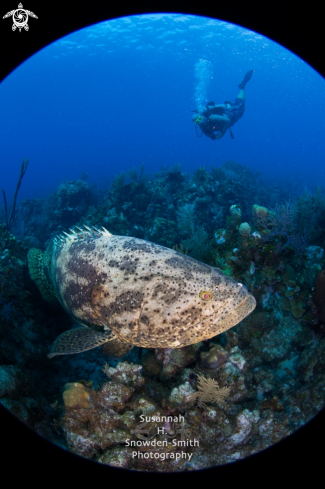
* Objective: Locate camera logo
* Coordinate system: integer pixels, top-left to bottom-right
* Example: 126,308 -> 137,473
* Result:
3,3 -> 38,32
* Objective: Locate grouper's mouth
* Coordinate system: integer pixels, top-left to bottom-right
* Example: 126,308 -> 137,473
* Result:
237,295 -> 249,308
194,286 -> 254,328
232,285 -> 255,310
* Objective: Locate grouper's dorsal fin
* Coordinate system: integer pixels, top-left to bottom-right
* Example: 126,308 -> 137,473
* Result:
48,326 -> 116,359
53,225 -> 113,247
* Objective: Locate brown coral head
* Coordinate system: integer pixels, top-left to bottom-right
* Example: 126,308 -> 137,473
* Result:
261,396 -> 284,411
63,382 -> 89,409
200,345 -> 229,369
252,204 -> 269,221
291,306 -> 306,319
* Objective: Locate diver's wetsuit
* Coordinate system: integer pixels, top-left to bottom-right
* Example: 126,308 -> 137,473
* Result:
192,70 -> 253,140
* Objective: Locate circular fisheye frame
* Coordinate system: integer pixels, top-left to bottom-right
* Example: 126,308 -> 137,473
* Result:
0,13 -> 324,472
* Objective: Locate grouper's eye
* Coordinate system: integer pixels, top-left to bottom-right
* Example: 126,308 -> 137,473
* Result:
199,290 -> 213,301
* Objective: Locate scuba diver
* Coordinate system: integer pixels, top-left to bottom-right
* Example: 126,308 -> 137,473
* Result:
192,70 -> 254,140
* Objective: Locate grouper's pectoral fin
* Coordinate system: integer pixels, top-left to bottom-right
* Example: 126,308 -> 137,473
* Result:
47,326 -> 116,359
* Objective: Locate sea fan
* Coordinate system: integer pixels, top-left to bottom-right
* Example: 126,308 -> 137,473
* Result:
181,225 -> 209,260
187,374 -> 230,409
176,203 -> 196,236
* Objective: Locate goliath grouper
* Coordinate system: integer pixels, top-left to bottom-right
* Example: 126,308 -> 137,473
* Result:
27,226 -> 256,359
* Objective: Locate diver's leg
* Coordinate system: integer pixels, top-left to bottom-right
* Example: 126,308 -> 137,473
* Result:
238,70 -> 254,90
237,89 -> 245,102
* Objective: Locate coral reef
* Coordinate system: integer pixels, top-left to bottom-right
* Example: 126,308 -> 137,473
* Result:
103,361 -> 145,388
1,160 -> 325,472
11,179 -> 96,247
239,222 -> 251,237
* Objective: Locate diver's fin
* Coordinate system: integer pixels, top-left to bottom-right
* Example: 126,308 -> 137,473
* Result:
238,70 -> 254,89
27,248 -> 58,304
230,128 -> 234,139
48,326 -> 116,359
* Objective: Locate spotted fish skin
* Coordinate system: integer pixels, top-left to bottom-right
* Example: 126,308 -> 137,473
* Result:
50,230 -> 256,349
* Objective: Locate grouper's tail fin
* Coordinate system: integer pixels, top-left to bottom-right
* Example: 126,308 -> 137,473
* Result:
27,247 -> 58,304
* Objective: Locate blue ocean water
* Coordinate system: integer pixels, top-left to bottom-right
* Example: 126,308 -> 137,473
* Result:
2,13 -> 325,472
1,13 -> 324,203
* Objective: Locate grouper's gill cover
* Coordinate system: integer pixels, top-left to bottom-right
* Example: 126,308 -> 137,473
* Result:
50,231 -> 256,349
